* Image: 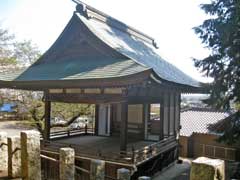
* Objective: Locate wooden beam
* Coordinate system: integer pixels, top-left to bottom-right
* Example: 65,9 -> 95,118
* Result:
94,104 -> 99,135
120,101 -> 128,152
44,99 -> 51,140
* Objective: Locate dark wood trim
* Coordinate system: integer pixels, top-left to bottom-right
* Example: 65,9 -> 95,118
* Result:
142,103 -> 146,140
44,96 -> 51,140
127,96 -> 162,104
168,93 -> 171,137
173,93 -> 176,136
178,94 -> 181,131
46,93 -> 126,104
94,104 -> 99,135
159,99 -> 164,140
120,101 -> 128,151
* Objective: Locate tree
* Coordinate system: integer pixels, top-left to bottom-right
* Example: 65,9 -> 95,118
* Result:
0,27 -> 16,68
194,0 -> 240,144
13,40 -> 41,65
0,26 -> 41,69
0,25 -> 94,136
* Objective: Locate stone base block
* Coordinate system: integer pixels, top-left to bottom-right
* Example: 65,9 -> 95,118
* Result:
190,157 -> 225,180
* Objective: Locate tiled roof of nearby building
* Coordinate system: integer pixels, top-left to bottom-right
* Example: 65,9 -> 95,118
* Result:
180,108 -> 229,137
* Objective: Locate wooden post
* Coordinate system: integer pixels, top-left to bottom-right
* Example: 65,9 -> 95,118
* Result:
44,99 -> 51,140
85,124 -> 88,134
120,101 -> 128,152
143,104 -> 148,140
95,104 -> 99,135
117,168 -> 131,180
90,159 -> 105,180
21,130 -> 41,180
159,99 -> 164,140
59,148 -> 75,180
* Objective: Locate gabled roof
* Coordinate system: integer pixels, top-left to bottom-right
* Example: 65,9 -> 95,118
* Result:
180,108 -> 228,137
75,7 -> 199,87
0,1 -> 200,89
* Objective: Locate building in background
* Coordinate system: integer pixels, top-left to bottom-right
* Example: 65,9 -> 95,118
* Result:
179,108 -> 239,161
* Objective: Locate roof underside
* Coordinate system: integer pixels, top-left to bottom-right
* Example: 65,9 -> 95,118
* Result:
0,2 -> 200,89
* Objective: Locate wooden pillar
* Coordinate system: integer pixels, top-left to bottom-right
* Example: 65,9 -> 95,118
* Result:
120,101 -> 128,152
44,99 -> 51,140
173,93 -> 176,136
168,93 -> 171,137
142,104 -> 147,140
159,99 -> 164,140
95,104 -> 99,135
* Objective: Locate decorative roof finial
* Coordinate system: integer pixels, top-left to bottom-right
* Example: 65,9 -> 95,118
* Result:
76,3 -> 88,17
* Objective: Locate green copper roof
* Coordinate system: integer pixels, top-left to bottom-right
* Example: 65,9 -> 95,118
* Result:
0,58 -> 148,81
0,2 -> 200,89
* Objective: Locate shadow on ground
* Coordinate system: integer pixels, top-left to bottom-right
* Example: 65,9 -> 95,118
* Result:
153,159 -> 191,180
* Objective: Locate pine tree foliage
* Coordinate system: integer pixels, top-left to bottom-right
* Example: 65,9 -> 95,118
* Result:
194,0 -> 240,144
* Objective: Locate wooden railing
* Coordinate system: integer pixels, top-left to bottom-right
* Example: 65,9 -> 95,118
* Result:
40,126 -> 94,140
41,135 -> 177,165
41,140 -> 133,164
41,149 -> 60,180
50,127 -> 94,139
133,136 -> 177,165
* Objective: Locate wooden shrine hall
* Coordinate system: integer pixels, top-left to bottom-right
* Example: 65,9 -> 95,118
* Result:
0,0 -> 201,177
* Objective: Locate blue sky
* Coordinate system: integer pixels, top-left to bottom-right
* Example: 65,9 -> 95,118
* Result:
0,0 -> 211,82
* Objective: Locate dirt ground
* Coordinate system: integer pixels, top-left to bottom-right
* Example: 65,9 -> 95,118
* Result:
0,120 -> 35,137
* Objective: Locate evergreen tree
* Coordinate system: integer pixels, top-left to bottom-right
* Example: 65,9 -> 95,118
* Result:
194,0 -> 240,144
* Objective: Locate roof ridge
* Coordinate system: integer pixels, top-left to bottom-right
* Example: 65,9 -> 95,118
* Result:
72,0 -> 159,49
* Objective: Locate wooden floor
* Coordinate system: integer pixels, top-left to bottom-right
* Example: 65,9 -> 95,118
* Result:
55,135 -> 154,153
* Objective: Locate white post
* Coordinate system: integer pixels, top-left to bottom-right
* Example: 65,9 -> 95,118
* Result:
21,130 -> 41,180
117,168 -> 131,180
90,159 -> 105,180
59,147 -> 75,180
8,136 -> 21,178
0,132 -> 7,172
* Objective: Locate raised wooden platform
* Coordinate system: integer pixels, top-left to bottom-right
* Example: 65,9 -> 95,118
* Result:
56,136 -> 153,153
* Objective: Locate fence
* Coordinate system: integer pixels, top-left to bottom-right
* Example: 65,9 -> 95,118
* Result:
42,125 -> 94,140
0,130 -> 151,180
195,143 -> 236,161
